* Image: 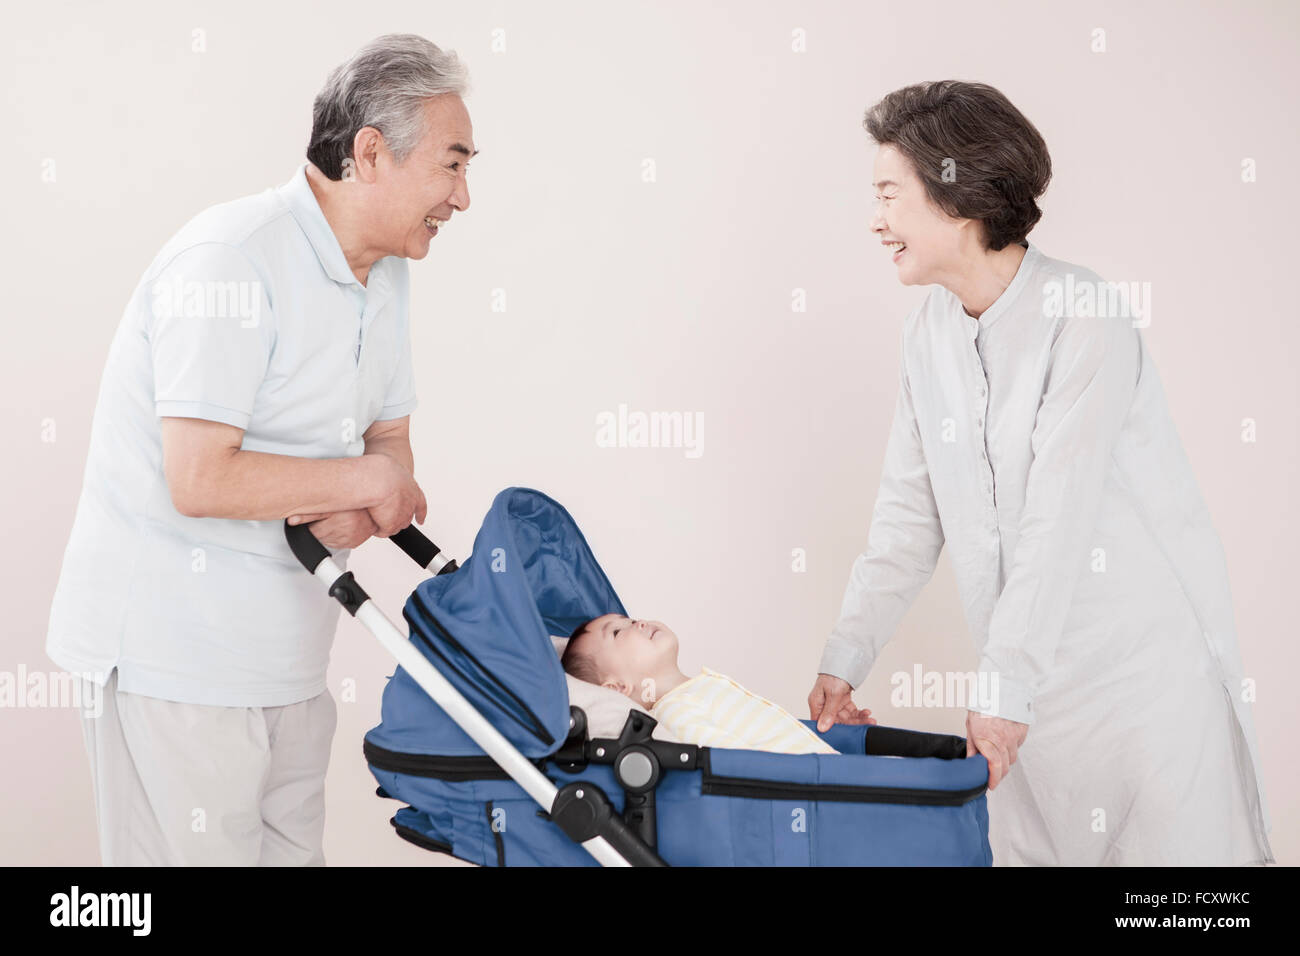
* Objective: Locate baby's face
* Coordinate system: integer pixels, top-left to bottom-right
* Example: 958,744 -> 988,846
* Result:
574,613 -> 679,698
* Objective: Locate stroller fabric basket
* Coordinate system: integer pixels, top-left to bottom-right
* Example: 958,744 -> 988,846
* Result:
338,487 -> 992,867
286,486 -> 991,865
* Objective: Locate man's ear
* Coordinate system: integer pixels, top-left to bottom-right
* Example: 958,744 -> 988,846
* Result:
348,126 -> 385,183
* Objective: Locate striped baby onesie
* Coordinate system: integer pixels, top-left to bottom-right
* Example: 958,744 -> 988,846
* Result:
650,667 -> 837,754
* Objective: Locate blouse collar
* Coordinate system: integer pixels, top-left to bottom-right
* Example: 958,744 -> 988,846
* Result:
960,239 -> 1038,337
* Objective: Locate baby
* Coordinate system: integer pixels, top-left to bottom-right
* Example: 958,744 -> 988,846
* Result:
561,613 -> 874,755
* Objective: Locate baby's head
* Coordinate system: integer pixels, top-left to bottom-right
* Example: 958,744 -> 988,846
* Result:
561,613 -> 680,705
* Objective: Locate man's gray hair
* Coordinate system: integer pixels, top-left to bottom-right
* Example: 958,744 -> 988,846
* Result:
307,34 -> 469,180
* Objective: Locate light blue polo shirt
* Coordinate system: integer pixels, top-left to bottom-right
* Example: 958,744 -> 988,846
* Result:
46,164 -> 418,706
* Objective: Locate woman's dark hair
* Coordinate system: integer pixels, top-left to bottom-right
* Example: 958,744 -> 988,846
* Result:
864,81 -> 1052,250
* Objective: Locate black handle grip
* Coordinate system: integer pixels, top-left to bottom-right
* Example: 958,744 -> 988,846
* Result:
864,726 -> 970,761
389,524 -> 442,569
284,519 -> 453,576
284,519 -> 331,573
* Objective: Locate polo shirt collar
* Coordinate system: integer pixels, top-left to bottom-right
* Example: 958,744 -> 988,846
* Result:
280,163 -> 367,289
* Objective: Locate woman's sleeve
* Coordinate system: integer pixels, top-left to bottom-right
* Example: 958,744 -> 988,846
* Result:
975,312 -> 1140,725
818,319 -> 946,689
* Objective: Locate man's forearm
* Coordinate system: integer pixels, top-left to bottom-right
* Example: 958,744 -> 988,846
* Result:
186,451 -> 386,521
363,434 -> 414,475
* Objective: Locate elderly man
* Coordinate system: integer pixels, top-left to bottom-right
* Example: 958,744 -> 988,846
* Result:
45,34 -> 474,866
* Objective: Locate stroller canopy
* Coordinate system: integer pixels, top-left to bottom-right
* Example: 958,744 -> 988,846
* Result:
374,487 -> 627,759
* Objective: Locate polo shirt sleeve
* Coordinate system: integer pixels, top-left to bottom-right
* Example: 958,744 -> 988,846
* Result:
375,304 -> 418,421
149,243 -> 275,431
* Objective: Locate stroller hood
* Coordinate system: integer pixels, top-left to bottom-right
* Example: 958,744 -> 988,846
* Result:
371,487 -> 627,759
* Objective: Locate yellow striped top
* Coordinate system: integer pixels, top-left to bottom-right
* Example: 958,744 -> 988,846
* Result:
650,667 -> 838,754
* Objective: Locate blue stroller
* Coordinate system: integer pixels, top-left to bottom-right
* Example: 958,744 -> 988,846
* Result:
286,487 -> 992,866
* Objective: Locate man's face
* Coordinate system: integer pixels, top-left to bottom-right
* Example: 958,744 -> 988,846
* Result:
869,143 -> 965,286
574,613 -> 679,701
369,93 -> 475,260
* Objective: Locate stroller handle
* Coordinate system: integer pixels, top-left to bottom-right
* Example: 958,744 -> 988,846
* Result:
284,519 -> 459,575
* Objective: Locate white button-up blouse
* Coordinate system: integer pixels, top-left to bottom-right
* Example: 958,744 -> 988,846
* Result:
818,241 -> 1271,846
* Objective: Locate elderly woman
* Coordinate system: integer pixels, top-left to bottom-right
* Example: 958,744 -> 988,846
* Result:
807,81 -> 1273,866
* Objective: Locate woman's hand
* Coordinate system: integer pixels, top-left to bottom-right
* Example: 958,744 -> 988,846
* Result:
296,509 -> 380,551
965,711 -> 1029,790
808,673 -> 878,732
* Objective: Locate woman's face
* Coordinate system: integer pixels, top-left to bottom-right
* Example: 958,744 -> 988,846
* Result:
870,143 -> 965,286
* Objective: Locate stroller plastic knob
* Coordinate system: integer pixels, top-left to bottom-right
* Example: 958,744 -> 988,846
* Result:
615,749 -> 658,791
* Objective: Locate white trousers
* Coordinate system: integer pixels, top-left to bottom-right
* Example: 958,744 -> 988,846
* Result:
78,668 -> 337,866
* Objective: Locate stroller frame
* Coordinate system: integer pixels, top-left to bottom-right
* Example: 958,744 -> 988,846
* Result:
286,519 -> 663,866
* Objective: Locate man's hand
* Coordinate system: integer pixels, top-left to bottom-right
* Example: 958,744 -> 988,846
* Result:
299,510 -> 379,551
964,711 -> 1029,790
807,673 -> 877,733
289,455 -> 426,539
357,419 -> 425,536
282,415 -> 424,543
365,453 -> 427,536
